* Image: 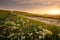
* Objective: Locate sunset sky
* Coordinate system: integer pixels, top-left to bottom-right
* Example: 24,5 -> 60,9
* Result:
0,0 -> 60,14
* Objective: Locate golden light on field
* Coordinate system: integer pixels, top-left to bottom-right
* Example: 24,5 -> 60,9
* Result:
47,9 -> 60,15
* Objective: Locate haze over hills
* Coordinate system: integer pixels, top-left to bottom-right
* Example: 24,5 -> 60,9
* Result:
0,10 -> 60,19
13,11 -> 60,19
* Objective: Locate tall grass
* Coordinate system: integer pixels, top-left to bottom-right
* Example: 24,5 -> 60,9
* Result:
0,10 -> 60,40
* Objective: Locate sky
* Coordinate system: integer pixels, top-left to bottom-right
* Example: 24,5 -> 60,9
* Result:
0,0 -> 60,14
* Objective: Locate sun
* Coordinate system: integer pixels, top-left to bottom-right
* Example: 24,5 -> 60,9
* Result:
48,9 -> 60,15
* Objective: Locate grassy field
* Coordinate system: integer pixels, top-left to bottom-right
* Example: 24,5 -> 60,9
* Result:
0,10 -> 10,18
0,10 -> 60,40
0,10 -> 10,24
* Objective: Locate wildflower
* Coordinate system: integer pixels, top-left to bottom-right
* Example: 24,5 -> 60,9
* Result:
58,33 -> 60,37
19,29 -> 22,32
34,29 -> 37,32
8,33 -> 15,38
3,28 -> 6,30
18,33 -> 21,36
43,29 -> 52,35
36,32 -> 39,34
21,36 -> 25,40
17,24 -> 20,27
26,20 -> 29,23
12,26 -> 17,29
4,21 -> 10,24
38,31 -> 43,34
28,33 -> 33,36
38,35 -> 43,39
10,21 -> 16,25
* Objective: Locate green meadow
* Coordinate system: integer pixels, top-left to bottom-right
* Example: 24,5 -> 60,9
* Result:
0,10 -> 60,40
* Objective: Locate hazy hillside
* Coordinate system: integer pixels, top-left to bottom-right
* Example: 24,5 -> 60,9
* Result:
13,11 -> 60,19
0,10 -> 60,40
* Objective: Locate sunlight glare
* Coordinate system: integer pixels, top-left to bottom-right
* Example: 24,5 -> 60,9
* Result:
48,9 -> 60,15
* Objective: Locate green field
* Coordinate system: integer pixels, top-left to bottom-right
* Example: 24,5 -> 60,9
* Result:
0,10 -> 10,18
0,10 -> 60,40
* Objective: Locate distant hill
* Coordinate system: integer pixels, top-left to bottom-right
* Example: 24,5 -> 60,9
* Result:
13,11 -> 60,19
13,11 -> 39,17
0,10 -> 10,18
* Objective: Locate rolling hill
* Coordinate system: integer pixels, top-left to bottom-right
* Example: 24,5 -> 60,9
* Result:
0,10 -> 60,40
13,11 -> 60,19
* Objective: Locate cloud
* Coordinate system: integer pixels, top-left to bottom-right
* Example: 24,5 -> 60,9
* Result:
13,0 -> 60,6
0,0 -> 60,11
13,0 -> 58,4
14,0 -> 38,4
0,0 -> 60,7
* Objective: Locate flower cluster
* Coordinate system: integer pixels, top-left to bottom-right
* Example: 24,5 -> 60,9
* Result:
0,15 -> 60,40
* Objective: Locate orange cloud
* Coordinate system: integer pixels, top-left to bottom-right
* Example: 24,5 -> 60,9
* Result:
13,0 -> 60,7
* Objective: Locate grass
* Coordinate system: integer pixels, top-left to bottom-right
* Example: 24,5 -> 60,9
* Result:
24,17 -> 60,33
0,10 -> 60,40
0,10 -> 11,25
0,10 -> 10,18
0,10 -> 60,33
13,11 -> 60,33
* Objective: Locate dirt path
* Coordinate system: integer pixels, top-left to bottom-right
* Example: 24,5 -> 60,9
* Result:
26,17 -> 60,26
